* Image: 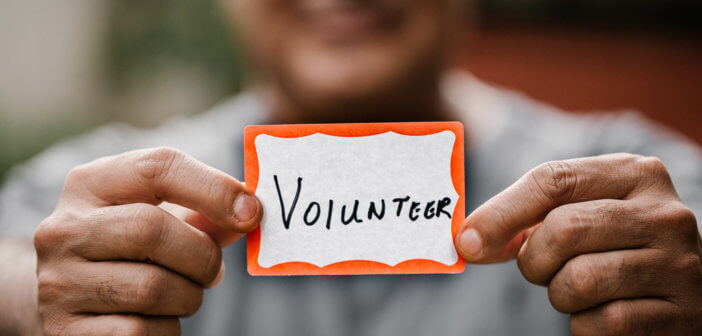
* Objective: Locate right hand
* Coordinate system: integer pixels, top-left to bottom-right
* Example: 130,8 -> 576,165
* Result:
34,147 -> 263,335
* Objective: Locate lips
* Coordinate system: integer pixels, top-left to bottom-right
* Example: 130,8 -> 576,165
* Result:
299,0 -> 403,42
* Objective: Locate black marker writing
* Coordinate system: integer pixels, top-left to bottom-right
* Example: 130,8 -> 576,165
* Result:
423,201 -> 436,219
272,175 -> 453,229
304,202 -> 321,226
409,202 -> 421,221
273,175 -> 302,230
436,197 -> 452,219
341,200 -> 363,225
326,199 -> 334,230
392,196 -> 410,216
368,200 -> 385,220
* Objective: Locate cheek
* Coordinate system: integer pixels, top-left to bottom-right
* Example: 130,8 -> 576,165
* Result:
407,0 -> 456,52
229,0 -> 297,62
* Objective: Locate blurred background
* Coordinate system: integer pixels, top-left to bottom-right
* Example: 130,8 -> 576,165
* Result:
1,0 -> 700,182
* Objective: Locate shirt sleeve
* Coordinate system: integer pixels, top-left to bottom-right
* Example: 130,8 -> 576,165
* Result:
0,123 -> 144,239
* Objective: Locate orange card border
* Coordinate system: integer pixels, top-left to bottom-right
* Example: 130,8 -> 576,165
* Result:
244,122 -> 466,276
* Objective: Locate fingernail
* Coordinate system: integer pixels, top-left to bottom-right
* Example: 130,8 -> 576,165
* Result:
233,193 -> 258,222
459,228 -> 483,258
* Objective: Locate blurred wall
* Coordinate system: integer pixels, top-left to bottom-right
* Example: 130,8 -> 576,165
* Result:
0,0 -> 107,117
459,27 -> 702,145
465,0 -> 702,145
0,0 -> 110,181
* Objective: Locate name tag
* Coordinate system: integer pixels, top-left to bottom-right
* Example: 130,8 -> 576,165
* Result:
244,122 -> 465,275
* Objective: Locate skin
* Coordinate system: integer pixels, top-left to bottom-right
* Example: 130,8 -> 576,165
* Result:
0,0 -> 699,335
34,148 -> 263,334
455,154 -> 702,335
223,0 -> 462,123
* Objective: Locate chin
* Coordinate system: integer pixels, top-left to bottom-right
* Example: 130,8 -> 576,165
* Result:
310,69 -> 396,101
294,72 -> 404,120
279,49 -> 429,120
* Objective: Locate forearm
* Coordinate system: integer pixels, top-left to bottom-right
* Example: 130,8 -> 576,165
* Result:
0,237 -> 42,336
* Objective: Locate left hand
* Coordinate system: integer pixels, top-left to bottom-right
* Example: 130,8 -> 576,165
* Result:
455,153 -> 702,335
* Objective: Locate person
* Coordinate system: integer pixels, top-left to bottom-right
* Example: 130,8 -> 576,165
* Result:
1,0 -> 701,335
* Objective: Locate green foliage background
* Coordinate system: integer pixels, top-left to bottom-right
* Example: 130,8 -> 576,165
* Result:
106,0 -> 246,94
0,0 -> 246,182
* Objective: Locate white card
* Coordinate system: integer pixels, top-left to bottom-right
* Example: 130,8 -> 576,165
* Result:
245,122 -> 465,275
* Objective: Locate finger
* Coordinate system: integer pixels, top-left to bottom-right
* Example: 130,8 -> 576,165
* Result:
73,204 -> 223,287
517,199 -> 658,285
160,201 -> 244,246
51,261 -> 203,316
464,227 -> 535,264
63,147 -> 262,235
208,260 -> 226,289
55,315 -> 179,336
184,209 -> 244,247
570,298 -> 678,336
456,154 -> 664,263
547,249 -> 669,313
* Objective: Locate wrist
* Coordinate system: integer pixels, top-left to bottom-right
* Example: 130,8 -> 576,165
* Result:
0,237 -> 42,336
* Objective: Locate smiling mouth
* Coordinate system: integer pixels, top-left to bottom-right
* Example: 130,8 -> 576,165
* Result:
300,0 -> 404,42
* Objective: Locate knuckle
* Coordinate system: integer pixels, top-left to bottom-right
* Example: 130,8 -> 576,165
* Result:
547,283 -> 569,313
182,287 -> 204,317
34,217 -> 59,257
34,213 -> 75,257
133,147 -> 183,185
637,156 -> 669,176
600,302 -> 632,335
116,318 -> 150,336
665,203 -> 698,234
516,253 -> 540,284
673,253 -> 702,279
569,316 -> 585,336
42,327 -> 60,336
547,286 -> 571,314
42,321 -> 69,336
126,204 -> 166,249
40,311 -> 78,336
516,234 -> 552,286
134,267 -> 169,307
36,268 -> 68,306
201,240 -> 223,284
547,208 -> 590,254
117,317 -> 179,336
531,160 -> 579,203
611,152 -> 644,166
567,258 -> 602,302
65,164 -> 92,186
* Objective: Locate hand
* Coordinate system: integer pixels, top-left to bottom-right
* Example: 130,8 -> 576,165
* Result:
34,147 -> 262,335
455,153 -> 702,335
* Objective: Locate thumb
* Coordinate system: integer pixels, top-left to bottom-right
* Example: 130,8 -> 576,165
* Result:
456,157 -> 644,264
456,218 -> 537,264
455,174 -> 548,263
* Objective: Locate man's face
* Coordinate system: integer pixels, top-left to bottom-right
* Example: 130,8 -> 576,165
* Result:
225,0 -> 461,119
